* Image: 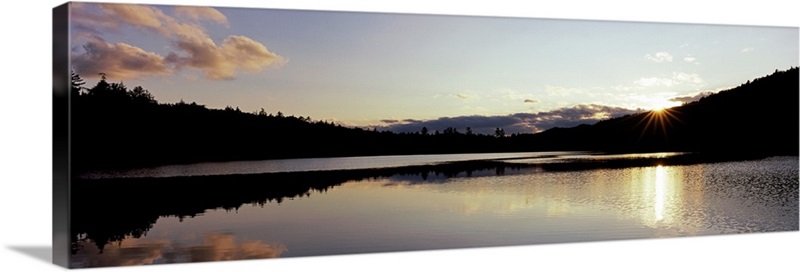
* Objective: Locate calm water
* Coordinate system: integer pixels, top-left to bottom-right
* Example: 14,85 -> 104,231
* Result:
78,151 -> 587,179
69,153 -> 799,268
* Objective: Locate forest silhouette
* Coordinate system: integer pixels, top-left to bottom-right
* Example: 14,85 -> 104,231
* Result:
70,67 -> 799,173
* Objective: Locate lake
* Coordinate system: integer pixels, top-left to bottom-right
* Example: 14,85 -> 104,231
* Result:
69,152 -> 799,268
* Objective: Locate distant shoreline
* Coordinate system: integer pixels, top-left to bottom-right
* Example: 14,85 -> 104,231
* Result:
74,151 -> 789,181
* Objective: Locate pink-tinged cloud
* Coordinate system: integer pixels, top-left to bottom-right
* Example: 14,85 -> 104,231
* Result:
167,35 -> 285,80
72,36 -> 172,80
71,3 -> 285,81
97,3 -> 169,32
175,6 -> 229,27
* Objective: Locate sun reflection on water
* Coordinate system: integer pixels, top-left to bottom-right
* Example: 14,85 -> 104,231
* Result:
637,164 -> 690,230
654,165 -> 666,221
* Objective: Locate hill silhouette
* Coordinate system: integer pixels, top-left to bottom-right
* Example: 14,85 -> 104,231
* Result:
514,67 -> 799,156
70,67 -> 799,172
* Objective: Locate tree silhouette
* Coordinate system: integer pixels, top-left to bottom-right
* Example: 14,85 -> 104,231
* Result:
494,127 -> 505,138
86,75 -> 111,98
70,70 -> 86,97
443,127 -> 459,135
128,86 -> 156,104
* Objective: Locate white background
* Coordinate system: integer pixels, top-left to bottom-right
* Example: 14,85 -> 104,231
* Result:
1,0 -> 798,271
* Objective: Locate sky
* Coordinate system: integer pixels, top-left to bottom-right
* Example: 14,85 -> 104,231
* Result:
1,1 -> 799,272
68,2 -> 798,135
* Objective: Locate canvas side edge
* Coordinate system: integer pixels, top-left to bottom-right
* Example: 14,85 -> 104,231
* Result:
52,2 -> 71,268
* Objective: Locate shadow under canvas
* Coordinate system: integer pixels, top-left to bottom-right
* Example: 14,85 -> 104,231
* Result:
8,246 -> 52,264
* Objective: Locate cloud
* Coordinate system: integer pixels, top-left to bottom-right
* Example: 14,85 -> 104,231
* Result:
96,3 -> 170,31
741,47 -> 754,53
508,104 -> 640,133
523,99 -> 538,103
167,35 -> 286,80
683,57 -> 697,63
175,6 -> 229,27
634,72 -> 705,88
668,86 -> 730,104
454,93 -> 478,100
382,104 -> 640,135
645,52 -> 673,62
71,3 -> 285,80
72,36 -> 172,80
635,77 -> 674,87
380,119 -> 400,124
669,91 -> 716,103
672,72 -> 704,85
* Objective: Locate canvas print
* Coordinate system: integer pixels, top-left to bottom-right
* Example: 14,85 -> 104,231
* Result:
53,1 -> 799,268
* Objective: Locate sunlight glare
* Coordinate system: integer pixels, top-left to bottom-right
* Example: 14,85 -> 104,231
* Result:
654,165 -> 666,221
636,106 -> 683,141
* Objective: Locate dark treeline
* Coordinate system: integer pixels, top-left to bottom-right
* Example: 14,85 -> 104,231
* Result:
71,67 -> 799,172
72,151 -> 755,253
71,74 -> 519,172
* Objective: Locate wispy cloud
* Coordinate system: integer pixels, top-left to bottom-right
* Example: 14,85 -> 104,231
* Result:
669,91 -> 716,103
634,72 -> 705,88
672,72 -> 704,85
668,86 -> 730,104
523,99 -> 538,103
71,3 -> 285,80
741,47 -> 754,53
454,93 -> 474,99
174,6 -> 229,27
683,56 -> 697,63
635,77 -> 674,87
645,52 -> 673,63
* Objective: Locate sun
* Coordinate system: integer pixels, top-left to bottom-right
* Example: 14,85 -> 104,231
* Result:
636,106 -> 683,141
648,99 -> 681,114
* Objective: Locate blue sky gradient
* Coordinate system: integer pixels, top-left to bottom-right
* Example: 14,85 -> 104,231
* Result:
69,2 -> 798,134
